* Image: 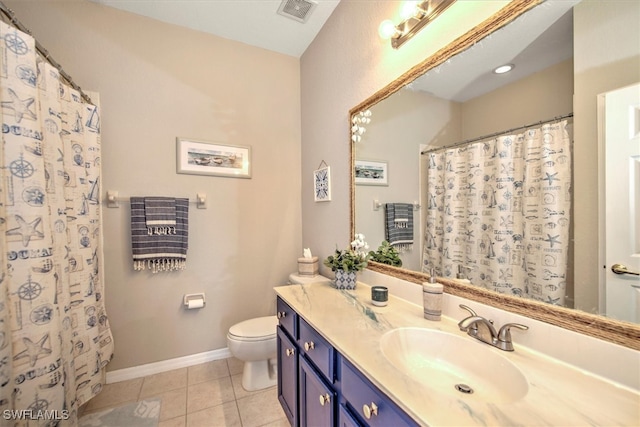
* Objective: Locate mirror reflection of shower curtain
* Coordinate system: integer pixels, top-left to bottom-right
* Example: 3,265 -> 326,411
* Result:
0,22 -> 113,421
422,120 -> 571,306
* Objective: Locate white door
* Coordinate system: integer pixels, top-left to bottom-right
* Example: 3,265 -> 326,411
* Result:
600,83 -> 640,323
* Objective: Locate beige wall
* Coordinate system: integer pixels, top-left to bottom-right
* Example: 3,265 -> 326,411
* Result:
7,0 -> 302,371
461,59 -> 574,139
301,0 -> 510,278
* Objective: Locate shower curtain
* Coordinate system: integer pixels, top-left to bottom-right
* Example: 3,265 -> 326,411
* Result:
422,120 -> 571,306
0,21 -> 113,423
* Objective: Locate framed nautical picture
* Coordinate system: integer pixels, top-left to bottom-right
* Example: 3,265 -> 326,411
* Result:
355,160 -> 388,186
176,138 -> 251,178
313,165 -> 331,202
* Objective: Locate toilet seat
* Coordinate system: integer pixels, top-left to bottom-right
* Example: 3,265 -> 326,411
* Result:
228,316 -> 278,342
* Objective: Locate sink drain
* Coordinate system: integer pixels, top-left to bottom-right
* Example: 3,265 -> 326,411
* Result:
455,383 -> 474,394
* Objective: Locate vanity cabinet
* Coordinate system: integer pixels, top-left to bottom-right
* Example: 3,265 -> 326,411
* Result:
276,296 -> 417,427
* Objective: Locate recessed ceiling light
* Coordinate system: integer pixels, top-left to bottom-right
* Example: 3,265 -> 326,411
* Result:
493,64 -> 514,74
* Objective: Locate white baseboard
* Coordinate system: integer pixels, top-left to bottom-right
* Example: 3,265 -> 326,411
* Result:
106,347 -> 232,384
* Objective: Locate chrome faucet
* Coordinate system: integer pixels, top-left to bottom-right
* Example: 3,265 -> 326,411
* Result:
458,305 -> 528,351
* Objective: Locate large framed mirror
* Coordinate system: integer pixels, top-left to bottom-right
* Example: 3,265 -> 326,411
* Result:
350,0 -> 640,350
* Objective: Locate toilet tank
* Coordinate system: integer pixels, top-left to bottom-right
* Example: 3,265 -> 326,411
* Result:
288,273 -> 331,285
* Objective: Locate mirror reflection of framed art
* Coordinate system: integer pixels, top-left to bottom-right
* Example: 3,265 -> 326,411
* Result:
355,159 -> 388,186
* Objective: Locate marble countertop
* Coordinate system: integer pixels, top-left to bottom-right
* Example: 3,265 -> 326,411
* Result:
275,281 -> 640,426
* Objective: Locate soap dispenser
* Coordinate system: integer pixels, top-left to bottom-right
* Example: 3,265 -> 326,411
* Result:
423,268 -> 443,321
456,265 -> 472,284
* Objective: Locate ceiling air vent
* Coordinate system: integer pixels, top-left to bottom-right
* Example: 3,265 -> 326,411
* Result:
277,0 -> 318,23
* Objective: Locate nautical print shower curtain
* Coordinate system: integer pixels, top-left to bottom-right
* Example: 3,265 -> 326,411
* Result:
422,120 -> 571,306
0,21 -> 113,424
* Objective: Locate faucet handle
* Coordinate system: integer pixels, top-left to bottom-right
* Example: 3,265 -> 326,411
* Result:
458,304 -> 477,317
497,323 -> 529,351
457,305 -> 479,331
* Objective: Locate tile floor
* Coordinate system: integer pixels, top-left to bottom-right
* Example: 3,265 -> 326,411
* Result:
79,357 -> 288,427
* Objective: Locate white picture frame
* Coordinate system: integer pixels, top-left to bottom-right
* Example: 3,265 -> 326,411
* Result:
313,165 -> 331,202
355,160 -> 388,186
176,138 -> 251,178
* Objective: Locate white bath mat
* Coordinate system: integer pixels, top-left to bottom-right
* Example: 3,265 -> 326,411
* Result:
79,398 -> 161,427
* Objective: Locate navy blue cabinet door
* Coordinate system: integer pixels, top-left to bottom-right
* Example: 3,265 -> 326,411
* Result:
299,356 -> 335,427
277,327 -> 298,427
338,404 -> 361,427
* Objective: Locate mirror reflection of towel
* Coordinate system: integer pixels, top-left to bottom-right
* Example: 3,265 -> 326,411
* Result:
385,203 -> 413,251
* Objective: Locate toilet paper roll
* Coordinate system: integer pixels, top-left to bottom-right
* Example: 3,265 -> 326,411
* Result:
186,298 -> 204,309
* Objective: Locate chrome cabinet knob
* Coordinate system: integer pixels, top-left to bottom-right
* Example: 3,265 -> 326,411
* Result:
285,348 -> 295,357
362,402 -> 378,419
319,393 -> 331,406
277,311 -> 287,319
304,341 -> 315,351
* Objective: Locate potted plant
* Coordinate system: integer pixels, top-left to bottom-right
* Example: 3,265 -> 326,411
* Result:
368,240 -> 402,267
324,234 -> 370,289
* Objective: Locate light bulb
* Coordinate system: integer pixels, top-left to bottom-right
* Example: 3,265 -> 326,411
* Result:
400,1 -> 420,20
378,20 -> 399,40
494,64 -> 514,74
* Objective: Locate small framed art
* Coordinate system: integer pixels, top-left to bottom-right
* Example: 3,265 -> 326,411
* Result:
176,138 -> 251,178
355,160 -> 388,186
313,165 -> 331,202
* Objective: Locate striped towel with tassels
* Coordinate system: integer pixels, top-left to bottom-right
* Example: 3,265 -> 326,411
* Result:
385,203 -> 414,252
131,197 -> 189,273
144,197 -> 176,235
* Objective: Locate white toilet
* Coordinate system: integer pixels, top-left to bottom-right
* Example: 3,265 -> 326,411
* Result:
227,273 -> 331,391
227,315 -> 279,391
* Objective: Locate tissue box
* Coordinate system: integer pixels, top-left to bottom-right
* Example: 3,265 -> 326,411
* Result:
297,257 -> 318,276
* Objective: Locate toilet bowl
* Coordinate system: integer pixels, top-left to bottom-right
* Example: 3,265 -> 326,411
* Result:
227,274 -> 331,391
227,316 -> 279,391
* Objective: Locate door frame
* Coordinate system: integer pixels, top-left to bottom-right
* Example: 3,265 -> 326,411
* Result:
597,92 -> 607,315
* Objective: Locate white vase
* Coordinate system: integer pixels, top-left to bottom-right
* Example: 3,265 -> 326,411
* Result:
334,270 -> 357,290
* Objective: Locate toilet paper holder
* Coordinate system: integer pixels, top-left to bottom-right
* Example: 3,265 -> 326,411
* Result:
184,293 -> 206,309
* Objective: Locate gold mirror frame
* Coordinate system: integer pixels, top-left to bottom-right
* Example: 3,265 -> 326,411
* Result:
349,0 -> 640,351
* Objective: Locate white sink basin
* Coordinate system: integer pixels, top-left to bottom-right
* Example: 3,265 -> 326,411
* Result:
380,328 -> 528,404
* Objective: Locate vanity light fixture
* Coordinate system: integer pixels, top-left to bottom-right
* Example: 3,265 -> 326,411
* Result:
379,0 -> 456,49
493,64 -> 515,74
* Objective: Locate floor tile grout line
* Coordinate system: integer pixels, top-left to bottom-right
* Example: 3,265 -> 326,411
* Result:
80,357 -> 286,426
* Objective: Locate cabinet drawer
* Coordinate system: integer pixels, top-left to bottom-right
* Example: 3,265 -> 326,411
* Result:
340,357 -> 418,427
299,317 -> 335,382
276,297 -> 297,339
